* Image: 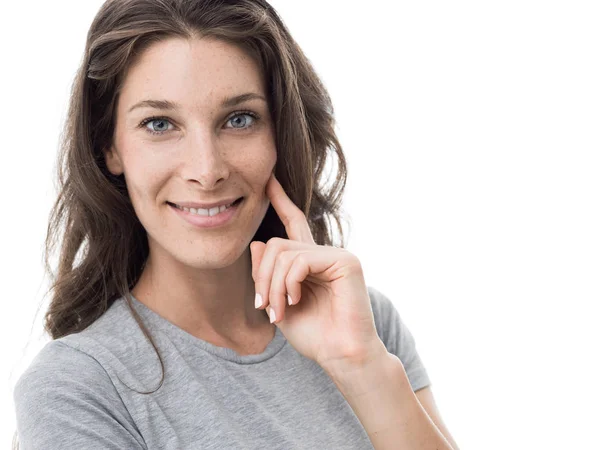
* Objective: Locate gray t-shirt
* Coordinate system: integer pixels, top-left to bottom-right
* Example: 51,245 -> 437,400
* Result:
13,285 -> 431,449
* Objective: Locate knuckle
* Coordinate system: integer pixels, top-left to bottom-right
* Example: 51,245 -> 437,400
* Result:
276,249 -> 293,265
269,284 -> 285,302
295,252 -> 308,266
342,251 -> 362,272
267,237 -> 285,250
254,270 -> 268,283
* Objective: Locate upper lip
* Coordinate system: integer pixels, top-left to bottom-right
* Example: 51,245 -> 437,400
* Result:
169,197 -> 242,209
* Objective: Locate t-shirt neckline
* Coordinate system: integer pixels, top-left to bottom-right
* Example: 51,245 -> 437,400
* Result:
120,294 -> 287,365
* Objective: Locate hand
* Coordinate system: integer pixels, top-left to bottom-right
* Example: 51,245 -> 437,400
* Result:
250,173 -> 388,373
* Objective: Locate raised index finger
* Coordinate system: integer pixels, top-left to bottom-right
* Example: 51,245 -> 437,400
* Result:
266,173 -> 315,244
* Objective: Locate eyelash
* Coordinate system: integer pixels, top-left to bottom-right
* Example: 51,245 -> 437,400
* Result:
138,110 -> 260,136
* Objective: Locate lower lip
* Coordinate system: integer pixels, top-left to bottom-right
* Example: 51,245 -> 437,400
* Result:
169,199 -> 242,228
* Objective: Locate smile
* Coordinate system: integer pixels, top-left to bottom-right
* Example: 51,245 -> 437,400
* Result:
168,198 -> 244,228
171,199 -> 239,217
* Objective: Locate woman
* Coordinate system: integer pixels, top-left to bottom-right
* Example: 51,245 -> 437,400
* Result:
13,0 -> 459,449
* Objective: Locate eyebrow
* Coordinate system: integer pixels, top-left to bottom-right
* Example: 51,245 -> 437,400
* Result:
127,92 -> 267,114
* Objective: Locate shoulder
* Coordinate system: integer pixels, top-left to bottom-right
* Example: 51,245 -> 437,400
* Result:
13,339 -> 116,402
13,339 -> 120,426
13,340 -> 147,449
56,297 -> 163,389
367,285 -> 432,391
15,339 -> 103,379
366,284 -> 417,354
14,297 -> 162,400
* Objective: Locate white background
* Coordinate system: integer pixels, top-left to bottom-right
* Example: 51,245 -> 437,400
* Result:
2,1 -> 599,449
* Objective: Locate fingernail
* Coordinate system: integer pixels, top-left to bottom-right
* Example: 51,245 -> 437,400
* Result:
287,294 -> 293,306
269,308 -> 277,323
255,293 -> 263,309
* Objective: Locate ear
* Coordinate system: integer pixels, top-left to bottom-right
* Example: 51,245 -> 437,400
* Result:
103,145 -> 124,176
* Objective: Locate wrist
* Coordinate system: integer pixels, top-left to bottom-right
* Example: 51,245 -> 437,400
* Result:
322,341 -> 404,398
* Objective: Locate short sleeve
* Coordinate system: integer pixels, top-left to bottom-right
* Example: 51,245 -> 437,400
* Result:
13,340 -> 146,450
368,285 -> 432,392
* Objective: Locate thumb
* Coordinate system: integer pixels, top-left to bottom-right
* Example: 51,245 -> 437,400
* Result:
250,241 -> 267,282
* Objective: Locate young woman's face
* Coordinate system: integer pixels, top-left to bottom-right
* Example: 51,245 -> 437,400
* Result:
105,37 -> 277,269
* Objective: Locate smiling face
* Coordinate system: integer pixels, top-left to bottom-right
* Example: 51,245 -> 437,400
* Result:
104,37 -> 277,270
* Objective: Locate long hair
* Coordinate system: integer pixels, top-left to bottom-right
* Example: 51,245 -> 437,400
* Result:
13,0 -> 348,447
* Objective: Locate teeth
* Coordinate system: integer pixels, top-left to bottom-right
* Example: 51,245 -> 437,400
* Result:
175,201 -> 235,217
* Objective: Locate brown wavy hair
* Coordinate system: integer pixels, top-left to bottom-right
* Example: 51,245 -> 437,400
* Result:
13,0 -> 348,447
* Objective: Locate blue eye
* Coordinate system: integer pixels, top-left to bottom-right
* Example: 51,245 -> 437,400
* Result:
139,110 -> 259,136
225,112 -> 258,129
140,117 -> 173,135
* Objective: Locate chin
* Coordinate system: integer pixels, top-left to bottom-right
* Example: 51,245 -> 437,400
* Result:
175,241 -> 249,270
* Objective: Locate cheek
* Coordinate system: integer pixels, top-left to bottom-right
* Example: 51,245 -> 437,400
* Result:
231,138 -> 276,183
119,143 -> 171,204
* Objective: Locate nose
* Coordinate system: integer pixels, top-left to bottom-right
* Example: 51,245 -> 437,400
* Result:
180,128 -> 230,189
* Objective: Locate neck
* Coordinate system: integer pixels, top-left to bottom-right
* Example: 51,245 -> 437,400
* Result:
131,245 -> 271,342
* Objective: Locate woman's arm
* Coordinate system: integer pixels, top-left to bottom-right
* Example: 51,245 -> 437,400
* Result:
326,350 -> 458,450
415,385 -> 461,450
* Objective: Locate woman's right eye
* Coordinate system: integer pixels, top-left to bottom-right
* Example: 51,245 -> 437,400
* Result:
140,117 -> 174,135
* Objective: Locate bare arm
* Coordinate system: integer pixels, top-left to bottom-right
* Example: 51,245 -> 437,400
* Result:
325,348 -> 457,450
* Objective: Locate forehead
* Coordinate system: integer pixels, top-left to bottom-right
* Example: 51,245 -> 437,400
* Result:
118,37 -> 265,109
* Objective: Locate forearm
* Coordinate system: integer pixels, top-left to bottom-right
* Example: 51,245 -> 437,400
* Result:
325,346 -> 454,450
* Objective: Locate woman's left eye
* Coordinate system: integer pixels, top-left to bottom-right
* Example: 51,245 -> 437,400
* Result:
225,112 -> 258,130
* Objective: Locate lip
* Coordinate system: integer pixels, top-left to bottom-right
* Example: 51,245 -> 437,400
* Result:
169,198 -> 243,228
170,197 -> 241,210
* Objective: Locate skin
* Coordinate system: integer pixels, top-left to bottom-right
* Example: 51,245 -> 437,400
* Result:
103,37 -> 277,353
